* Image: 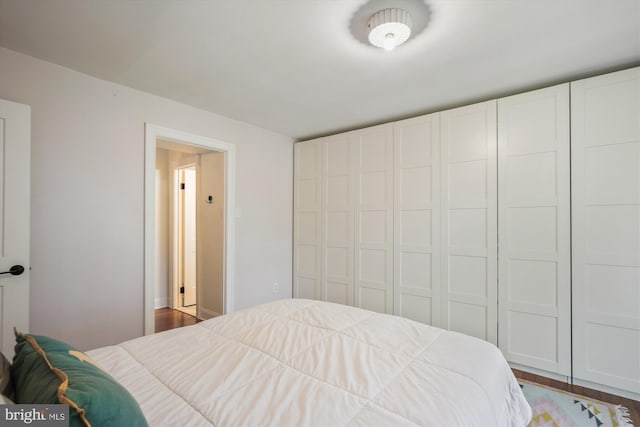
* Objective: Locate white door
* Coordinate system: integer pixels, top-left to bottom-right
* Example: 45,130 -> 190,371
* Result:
293,140 -> 323,300
440,100 -> 498,344
497,84 -> 571,376
182,167 -> 197,307
0,99 -> 30,359
322,134 -> 354,305
354,124 -> 394,314
572,67 -> 640,396
393,113 -> 441,325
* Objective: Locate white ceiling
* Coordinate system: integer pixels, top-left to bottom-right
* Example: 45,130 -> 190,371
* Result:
0,0 -> 639,140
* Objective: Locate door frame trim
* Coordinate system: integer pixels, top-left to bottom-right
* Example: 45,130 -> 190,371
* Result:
144,123 -> 236,335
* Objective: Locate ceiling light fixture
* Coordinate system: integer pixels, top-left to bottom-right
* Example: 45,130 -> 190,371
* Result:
367,8 -> 412,51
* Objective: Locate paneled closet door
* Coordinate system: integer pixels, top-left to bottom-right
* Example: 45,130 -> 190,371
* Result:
354,124 -> 394,314
441,101 -> 498,344
572,68 -> 640,396
393,114 -> 441,325
497,84 -> 571,376
322,134 -> 354,305
293,140 -> 323,300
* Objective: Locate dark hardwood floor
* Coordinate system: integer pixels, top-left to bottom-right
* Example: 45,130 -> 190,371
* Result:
155,309 -> 638,423
155,308 -> 200,333
513,369 -> 640,424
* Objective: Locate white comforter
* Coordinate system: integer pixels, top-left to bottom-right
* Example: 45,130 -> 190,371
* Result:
87,299 -> 531,426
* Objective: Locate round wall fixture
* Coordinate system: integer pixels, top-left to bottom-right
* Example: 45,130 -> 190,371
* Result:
367,8 -> 412,50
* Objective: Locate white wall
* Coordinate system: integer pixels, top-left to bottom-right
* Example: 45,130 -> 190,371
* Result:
0,47 -> 293,350
199,151 -> 225,318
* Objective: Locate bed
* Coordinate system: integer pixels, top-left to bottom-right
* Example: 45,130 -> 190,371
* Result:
83,298 -> 531,426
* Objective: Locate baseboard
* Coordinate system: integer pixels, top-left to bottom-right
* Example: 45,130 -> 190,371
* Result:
512,363 -> 640,401
155,297 -> 168,309
198,306 -> 221,320
510,362 -> 570,383
573,377 -> 640,401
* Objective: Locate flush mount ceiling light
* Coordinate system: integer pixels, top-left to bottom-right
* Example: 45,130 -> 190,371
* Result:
367,8 -> 412,51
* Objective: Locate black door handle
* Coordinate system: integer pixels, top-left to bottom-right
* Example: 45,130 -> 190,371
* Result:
0,265 -> 25,276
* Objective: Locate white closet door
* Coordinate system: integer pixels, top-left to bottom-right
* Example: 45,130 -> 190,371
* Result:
572,67 -> 640,395
354,124 -> 394,314
293,140 -> 323,300
322,134 -> 354,305
498,84 -> 571,375
393,114 -> 441,325
441,101 -> 498,343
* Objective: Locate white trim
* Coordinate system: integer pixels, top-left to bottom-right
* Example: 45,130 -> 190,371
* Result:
144,123 -> 236,335
573,378 -> 640,402
509,362 -> 570,384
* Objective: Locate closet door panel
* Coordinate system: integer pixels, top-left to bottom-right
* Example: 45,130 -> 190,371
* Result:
322,134 -> 354,305
355,125 -> 394,314
572,67 -> 640,395
294,140 -> 322,299
393,114 -> 440,325
497,84 -> 570,375
441,101 -> 497,343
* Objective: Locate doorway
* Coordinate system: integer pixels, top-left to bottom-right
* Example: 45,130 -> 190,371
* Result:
144,124 -> 236,335
157,143 -> 225,322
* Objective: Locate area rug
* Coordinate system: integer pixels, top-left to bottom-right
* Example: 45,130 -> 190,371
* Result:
519,379 -> 633,427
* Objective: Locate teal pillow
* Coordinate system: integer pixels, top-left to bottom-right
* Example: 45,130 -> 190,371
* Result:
11,331 -> 147,427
